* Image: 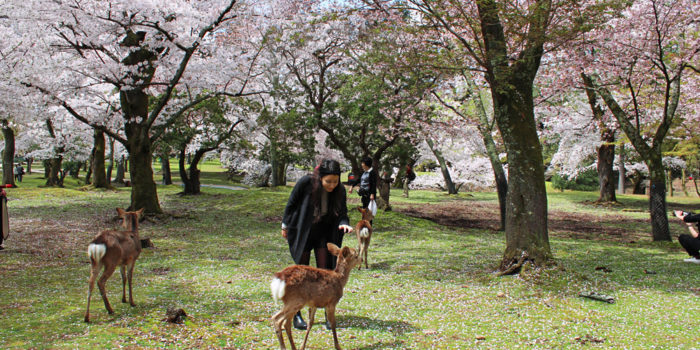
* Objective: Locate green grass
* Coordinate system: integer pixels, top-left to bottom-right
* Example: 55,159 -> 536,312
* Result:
1,170 -> 699,349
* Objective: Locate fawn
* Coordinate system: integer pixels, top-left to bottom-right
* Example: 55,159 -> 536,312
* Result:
84,208 -> 144,323
270,243 -> 361,350
355,207 -> 374,270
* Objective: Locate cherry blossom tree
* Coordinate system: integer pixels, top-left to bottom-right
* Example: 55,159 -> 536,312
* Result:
581,0 -> 699,241
11,0 -> 264,213
359,0 -> 624,269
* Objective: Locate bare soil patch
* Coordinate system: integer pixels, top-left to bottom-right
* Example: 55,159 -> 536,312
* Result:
395,201 -> 651,243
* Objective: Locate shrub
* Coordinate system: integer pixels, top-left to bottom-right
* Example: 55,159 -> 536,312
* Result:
551,169 -> 599,191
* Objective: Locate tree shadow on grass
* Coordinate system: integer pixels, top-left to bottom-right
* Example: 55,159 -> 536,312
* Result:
338,315 -> 418,335
357,340 -> 407,350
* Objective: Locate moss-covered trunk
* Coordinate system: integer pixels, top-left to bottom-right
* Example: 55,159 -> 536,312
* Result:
647,155 -> 670,241
493,89 -> 551,267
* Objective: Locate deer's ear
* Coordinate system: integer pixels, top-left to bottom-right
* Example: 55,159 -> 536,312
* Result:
340,247 -> 351,258
327,243 -> 341,256
356,207 -> 363,213
116,208 -> 126,216
135,208 -> 145,217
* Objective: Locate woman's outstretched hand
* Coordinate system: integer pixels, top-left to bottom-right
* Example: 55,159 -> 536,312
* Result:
339,224 -> 353,233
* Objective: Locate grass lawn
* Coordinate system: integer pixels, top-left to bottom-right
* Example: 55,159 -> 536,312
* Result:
1,169 -> 699,349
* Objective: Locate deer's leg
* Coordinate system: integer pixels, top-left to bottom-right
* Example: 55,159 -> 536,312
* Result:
300,307 -> 316,350
326,305 -> 341,350
127,261 -> 136,306
98,263 -> 117,314
364,241 -> 369,269
85,263 -> 100,322
120,265 -> 127,303
284,310 -> 297,350
357,239 -> 363,270
271,309 -> 287,350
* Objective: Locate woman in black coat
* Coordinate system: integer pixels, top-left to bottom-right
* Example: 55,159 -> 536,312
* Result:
280,159 -> 353,329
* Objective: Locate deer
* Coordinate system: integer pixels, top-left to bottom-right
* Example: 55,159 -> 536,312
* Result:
84,208 -> 144,323
355,207 -> 374,270
270,243 -> 361,350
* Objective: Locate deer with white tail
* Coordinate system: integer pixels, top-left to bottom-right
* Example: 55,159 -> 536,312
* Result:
354,207 -> 374,270
84,208 -> 144,323
270,242 -> 361,350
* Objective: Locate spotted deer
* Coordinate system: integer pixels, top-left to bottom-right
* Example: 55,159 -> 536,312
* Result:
355,207 -> 373,270
84,208 -> 144,323
270,243 -> 361,350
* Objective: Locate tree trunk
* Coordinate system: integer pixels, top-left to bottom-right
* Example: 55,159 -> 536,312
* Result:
45,156 -> 63,186
161,154 -> 172,185
178,149 -> 197,195
114,156 -> 125,184
476,0 -> 552,269
377,170 -> 392,211
648,156 -> 670,241
618,144 -> 625,194
271,161 -> 287,187
85,148 -> 94,185
425,138 -> 457,194
631,171 -> 646,195
119,36 -> 162,213
582,73 -> 617,203
43,118 -> 64,186
666,170 -> 673,197
106,138 -> 114,184
92,129 -> 108,188
596,142 -> 617,202
26,157 -> 33,174
124,115 -> 161,213
1,120 -> 16,187
43,159 -> 50,179
681,169 -> 688,197
494,96 -> 551,267
269,139 -> 285,187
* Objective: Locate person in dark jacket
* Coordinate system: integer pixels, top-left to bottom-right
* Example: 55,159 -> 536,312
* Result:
281,158 -> 353,329
673,210 -> 700,263
349,157 -> 377,209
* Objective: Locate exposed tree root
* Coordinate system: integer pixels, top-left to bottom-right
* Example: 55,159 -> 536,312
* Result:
497,251 -> 530,276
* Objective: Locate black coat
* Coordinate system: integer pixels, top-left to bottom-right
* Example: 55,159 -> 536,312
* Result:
282,175 -> 349,264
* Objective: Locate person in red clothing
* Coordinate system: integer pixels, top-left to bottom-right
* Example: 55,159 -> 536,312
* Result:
673,210 -> 700,263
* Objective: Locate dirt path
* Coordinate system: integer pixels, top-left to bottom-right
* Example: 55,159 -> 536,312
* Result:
395,201 -> 652,243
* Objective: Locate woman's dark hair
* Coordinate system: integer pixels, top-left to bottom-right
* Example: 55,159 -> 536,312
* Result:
361,157 -> 373,168
310,159 -> 344,223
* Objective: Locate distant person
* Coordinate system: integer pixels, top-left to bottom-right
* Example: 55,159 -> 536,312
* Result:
673,210 -> 700,263
349,157 -> 377,210
14,164 -> 24,183
280,158 -> 353,329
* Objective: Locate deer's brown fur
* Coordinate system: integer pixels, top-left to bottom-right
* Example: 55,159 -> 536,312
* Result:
270,243 -> 360,350
84,208 -> 144,323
